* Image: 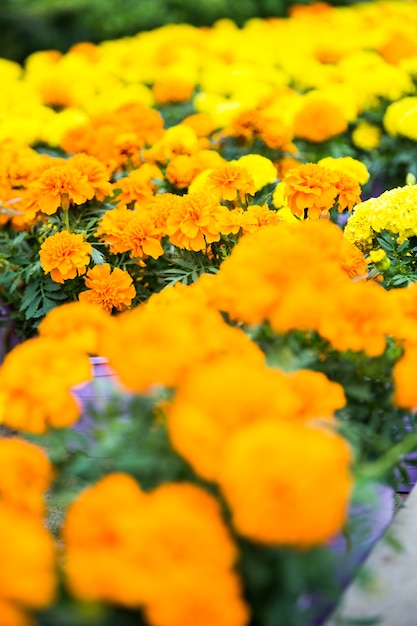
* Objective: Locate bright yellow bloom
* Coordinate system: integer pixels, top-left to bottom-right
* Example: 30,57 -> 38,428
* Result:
39,230 -> 92,283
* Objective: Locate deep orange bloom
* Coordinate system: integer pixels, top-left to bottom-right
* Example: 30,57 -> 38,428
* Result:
152,77 -> 195,104
166,191 -> 225,251
96,207 -> 164,260
0,337 -> 92,433
293,99 -> 348,142
63,474 -> 249,626
38,300 -> 116,355
0,438 -> 53,516
0,503 -> 56,609
78,263 -> 136,313
24,163 -> 95,219
39,230 -> 92,283
206,164 -> 257,202
69,153 -> 114,202
218,420 -> 352,547
283,163 -> 340,219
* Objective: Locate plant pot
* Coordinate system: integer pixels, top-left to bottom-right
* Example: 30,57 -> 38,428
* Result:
71,356 -> 122,437
300,482 -> 395,626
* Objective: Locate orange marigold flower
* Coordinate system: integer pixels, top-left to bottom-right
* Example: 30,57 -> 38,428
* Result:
23,163 -> 95,218
38,300 -> 116,355
216,207 -> 259,236
283,163 -> 340,219
166,191 -> 225,251
218,420 -> 352,547
124,209 -> 165,260
393,344 -> 417,409
0,439 -> 53,517
152,77 -> 195,104
167,355 -> 343,482
96,207 -> 164,260
69,153 -> 114,202
244,204 -> 281,231
181,112 -> 217,137
0,599 -> 33,626
340,238 -> 369,279
79,263 -> 136,313
63,475 -> 249,626
259,119 -> 297,153
100,293 -> 263,393
0,504 -> 56,609
95,207 -> 135,254
293,98 -> 348,142
206,163 -> 257,202
111,164 -> 163,207
335,172 -> 362,212
39,230 -> 92,283
0,337 -> 92,433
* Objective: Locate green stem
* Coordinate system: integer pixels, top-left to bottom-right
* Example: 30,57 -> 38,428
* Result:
62,209 -> 70,232
359,426 -> 417,479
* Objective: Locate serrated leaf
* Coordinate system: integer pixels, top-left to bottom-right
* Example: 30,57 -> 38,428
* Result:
91,247 -> 106,265
23,296 -> 44,319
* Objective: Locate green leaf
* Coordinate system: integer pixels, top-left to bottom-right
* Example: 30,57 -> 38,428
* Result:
91,247 -> 106,265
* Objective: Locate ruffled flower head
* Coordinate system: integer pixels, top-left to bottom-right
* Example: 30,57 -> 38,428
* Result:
78,263 -> 136,313
39,230 -> 92,283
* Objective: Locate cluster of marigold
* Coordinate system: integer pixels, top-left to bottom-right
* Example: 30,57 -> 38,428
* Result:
4,214 -> 417,624
2,2 -> 417,156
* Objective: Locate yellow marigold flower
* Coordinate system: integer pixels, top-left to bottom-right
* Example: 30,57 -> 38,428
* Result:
168,355 -> 344,482
293,98 -> 348,142
205,163 -> 257,202
218,420 -> 352,547
344,185 -> 417,252
0,503 -> 56,608
39,230 -> 93,283
0,337 -> 92,433
233,154 -> 277,191
166,191 -> 225,251
0,438 -> 52,517
369,248 -> 389,268
38,301 -> 116,356
383,96 -> 417,141
23,162 -> 95,218
63,475 -> 249,626
79,263 -> 136,313
317,156 -> 370,186
351,121 -> 381,151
